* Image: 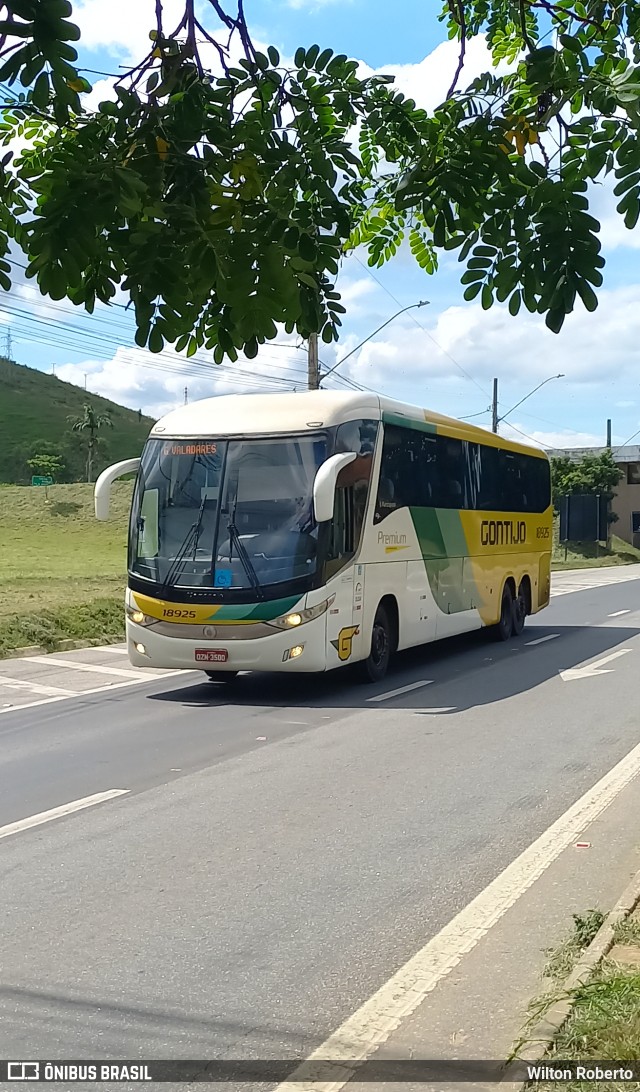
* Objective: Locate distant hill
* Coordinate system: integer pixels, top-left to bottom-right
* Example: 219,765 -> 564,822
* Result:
0,357 -> 156,484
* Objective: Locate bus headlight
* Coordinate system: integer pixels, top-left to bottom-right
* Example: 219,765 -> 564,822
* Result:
271,595 -> 335,630
126,605 -> 153,625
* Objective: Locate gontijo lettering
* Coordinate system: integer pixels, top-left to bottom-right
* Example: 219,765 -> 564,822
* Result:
163,442 -> 217,457
481,519 -> 527,546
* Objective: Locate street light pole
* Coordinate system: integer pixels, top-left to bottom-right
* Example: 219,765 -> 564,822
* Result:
319,301 -> 430,385
494,373 -> 564,432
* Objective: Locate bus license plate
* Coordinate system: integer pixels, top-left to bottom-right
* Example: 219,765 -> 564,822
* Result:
195,649 -> 228,663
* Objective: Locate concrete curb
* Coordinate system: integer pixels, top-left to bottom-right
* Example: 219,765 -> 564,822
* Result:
508,865 -> 640,1085
0,636 -> 124,661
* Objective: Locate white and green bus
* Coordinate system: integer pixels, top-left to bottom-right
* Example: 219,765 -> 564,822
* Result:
95,391 -> 552,683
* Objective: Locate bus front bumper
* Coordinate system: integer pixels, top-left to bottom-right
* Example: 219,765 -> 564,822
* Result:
125,618 -> 329,673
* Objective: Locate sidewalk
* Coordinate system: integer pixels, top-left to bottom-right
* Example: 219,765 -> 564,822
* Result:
288,771 -> 640,1092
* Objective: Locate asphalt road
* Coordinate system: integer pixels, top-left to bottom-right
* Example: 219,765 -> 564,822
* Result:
2,566 -> 640,1074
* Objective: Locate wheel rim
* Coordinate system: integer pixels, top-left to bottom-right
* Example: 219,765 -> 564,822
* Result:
515,592 -> 525,627
371,621 -> 389,667
501,594 -> 511,630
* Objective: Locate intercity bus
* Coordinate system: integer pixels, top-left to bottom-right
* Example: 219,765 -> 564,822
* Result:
95,391 -> 552,683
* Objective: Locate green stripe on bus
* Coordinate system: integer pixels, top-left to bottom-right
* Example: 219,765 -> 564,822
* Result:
409,507 -> 479,615
206,596 -> 301,622
381,412 -> 437,435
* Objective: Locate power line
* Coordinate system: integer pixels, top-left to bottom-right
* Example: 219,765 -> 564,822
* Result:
353,256 -> 491,400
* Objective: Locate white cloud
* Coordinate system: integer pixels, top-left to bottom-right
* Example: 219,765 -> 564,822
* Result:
336,284 -> 640,393
359,35 -> 507,114
54,341 -> 309,420
73,0 -> 185,65
500,425 -> 606,450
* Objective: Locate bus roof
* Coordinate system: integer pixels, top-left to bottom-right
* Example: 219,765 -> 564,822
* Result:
150,391 -> 547,460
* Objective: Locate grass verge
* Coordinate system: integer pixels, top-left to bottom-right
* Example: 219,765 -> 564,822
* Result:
551,531 -> 640,571
521,910 -> 640,1092
0,481 -> 130,655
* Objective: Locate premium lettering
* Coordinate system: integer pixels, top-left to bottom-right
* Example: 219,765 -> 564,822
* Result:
480,520 -> 526,546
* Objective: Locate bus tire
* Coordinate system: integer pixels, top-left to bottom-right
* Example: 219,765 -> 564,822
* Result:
491,584 -> 514,642
357,603 -> 393,683
204,670 -> 239,683
512,581 -> 527,637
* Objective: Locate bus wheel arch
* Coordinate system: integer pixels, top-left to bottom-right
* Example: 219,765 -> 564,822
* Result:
356,595 -> 398,684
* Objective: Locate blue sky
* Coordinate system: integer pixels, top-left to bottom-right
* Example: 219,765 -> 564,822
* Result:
3,0 -> 640,451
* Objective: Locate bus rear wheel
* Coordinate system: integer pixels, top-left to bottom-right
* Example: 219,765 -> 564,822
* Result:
492,584 -> 514,642
357,603 -> 393,683
512,581 -> 528,637
204,670 -> 239,683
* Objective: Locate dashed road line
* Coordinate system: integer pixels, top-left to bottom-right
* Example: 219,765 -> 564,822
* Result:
0,790 -> 130,842
368,680 -> 433,703
26,655 -> 155,680
0,675 -> 76,697
0,671 -> 190,716
526,634 -> 560,646
609,609 -> 632,617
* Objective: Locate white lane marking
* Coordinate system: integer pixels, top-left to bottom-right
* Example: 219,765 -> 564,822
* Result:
560,647 -> 633,681
526,634 -> 560,646
0,790 -> 129,842
277,733 -> 640,1092
27,655 -> 155,680
0,674 -> 76,697
367,680 -> 433,703
420,707 -> 456,714
609,609 -> 632,617
0,670 -> 191,716
94,646 -> 129,654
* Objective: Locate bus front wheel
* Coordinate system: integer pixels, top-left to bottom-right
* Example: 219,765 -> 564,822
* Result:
204,670 -> 239,683
492,584 -> 514,642
357,603 -> 393,683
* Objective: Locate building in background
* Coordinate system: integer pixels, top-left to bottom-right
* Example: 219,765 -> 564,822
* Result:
546,445 -> 640,547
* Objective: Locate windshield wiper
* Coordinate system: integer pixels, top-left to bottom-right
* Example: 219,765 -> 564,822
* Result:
158,493 -> 208,597
226,494 -> 264,600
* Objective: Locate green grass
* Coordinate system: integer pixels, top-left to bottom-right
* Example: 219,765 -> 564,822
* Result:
0,356 -> 154,484
522,910 -> 640,1092
0,481 -> 132,655
551,531 -> 640,571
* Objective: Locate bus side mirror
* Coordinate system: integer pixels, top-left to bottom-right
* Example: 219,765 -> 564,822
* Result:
95,458 -> 141,520
313,452 -> 357,523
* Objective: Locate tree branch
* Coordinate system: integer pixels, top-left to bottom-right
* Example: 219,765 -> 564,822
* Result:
447,0 -> 466,98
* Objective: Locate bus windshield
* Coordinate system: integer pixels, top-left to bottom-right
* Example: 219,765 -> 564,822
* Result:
130,435 -> 328,592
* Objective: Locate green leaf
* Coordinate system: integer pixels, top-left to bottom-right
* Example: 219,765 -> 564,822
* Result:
31,70 -> 50,109
559,34 -> 583,53
315,48 -> 333,71
508,290 -> 521,316
576,278 -> 598,312
545,308 -> 566,334
481,283 -> 493,310
294,47 -> 306,68
148,324 -> 164,353
463,282 -> 483,301
267,45 -> 280,66
305,45 -> 320,68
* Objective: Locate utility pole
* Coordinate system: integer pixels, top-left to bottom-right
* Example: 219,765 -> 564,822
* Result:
4,328 -> 12,361
84,373 -> 87,390
491,378 -> 499,433
184,386 -> 188,405
606,418 -> 612,449
307,333 -> 319,390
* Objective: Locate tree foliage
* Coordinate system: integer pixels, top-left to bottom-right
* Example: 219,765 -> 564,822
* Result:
26,452 -> 64,479
1,0 -> 640,358
551,450 -> 623,507
67,402 -> 113,481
